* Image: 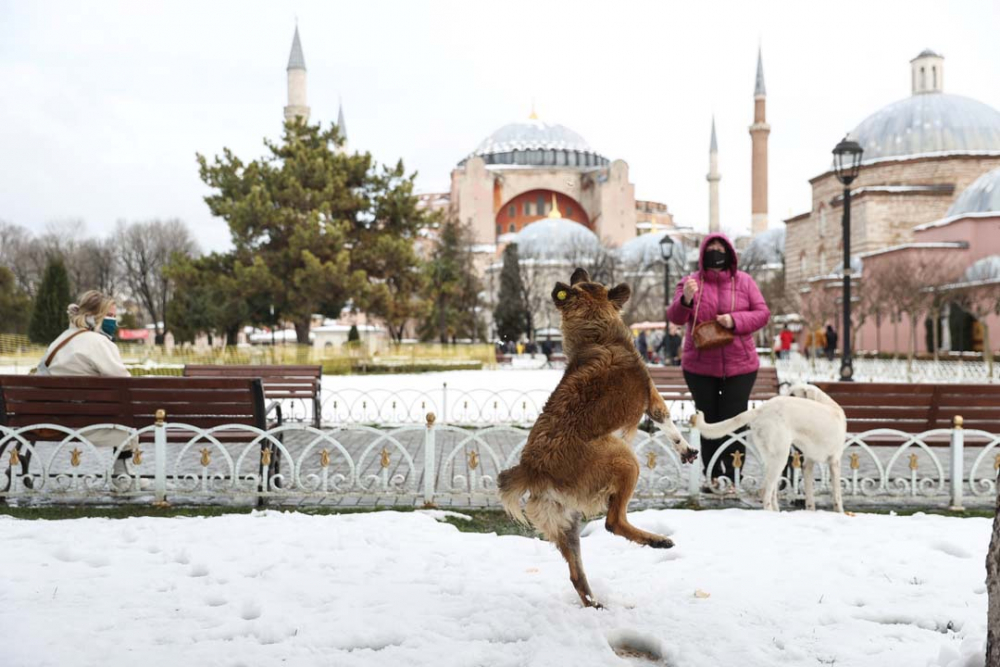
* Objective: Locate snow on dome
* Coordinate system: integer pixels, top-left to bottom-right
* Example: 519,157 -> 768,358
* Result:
618,231 -> 677,267
947,167 -> 1000,216
461,119 -> 609,168
742,228 -> 786,267
510,218 -> 600,260
846,93 -> 1000,163
963,254 -> 1000,282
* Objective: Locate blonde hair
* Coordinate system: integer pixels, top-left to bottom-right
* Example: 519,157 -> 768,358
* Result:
68,290 -> 115,330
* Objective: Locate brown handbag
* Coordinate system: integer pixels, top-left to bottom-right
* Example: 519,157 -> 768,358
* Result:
691,277 -> 735,351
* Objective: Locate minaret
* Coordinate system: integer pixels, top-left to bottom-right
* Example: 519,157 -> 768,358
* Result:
749,47 -> 770,235
337,100 -> 348,153
284,26 -> 310,123
707,116 -> 721,233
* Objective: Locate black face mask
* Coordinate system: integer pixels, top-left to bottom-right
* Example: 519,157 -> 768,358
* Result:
704,249 -> 728,269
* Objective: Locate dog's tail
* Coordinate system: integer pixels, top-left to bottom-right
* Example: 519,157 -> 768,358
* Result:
691,408 -> 756,439
498,465 -> 531,525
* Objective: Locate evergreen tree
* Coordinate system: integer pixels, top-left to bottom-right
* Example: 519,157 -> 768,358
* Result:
420,217 -> 483,343
0,266 -> 32,335
347,324 -> 360,343
28,258 -> 72,344
197,120 -> 426,345
493,243 -> 527,344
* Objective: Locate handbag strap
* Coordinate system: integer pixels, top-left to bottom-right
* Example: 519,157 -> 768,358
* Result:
692,275 -> 736,324
45,329 -> 88,367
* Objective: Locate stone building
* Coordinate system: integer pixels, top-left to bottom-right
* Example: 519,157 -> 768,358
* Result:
449,113 -> 639,250
785,50 -> 1000,295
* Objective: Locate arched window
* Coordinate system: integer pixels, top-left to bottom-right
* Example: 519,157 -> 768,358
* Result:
932,66 -> 937,89
920,66 -> 926,90
495,223 -> 501,235
508,223 -> 515,233
524,202 -> 532,216
800,252 -> 808,277
566,205 -> 573,218
508,205 -> 515,218
537,194 -> 545,215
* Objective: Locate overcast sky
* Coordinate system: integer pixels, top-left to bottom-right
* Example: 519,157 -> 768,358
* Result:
2,0 -> 999,253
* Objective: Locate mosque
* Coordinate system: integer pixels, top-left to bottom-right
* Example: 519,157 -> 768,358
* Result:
786,50 -> 1000,354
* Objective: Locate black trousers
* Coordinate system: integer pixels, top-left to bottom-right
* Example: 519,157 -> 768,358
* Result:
684,369 -> 758,481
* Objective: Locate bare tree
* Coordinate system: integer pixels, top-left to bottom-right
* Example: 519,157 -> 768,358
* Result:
116,219 -> 198,342
798,283 -> 837,363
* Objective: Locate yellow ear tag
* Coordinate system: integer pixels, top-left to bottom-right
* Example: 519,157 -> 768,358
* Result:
557,290 -> 567,301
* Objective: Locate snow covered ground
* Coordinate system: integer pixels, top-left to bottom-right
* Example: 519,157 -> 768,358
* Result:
0,509 -> 989,667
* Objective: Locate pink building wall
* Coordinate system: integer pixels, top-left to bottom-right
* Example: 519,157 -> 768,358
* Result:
852,215 -> 1000,355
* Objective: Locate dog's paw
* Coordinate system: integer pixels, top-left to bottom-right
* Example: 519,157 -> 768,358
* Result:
680,448 -> 699,464
648,537 -> 675,549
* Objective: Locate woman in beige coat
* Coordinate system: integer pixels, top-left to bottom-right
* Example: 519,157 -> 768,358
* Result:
39,291 -> 135,477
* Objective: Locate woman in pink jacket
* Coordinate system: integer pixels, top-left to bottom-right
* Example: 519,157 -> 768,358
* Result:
666,233 -> 771,487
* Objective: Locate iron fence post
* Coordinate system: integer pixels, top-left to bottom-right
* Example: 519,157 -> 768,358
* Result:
424,412 -> 437,505
153,409 -> 167,505
949,415 -> 964,511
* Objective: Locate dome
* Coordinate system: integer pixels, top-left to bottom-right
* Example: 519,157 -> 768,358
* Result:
847,93 -> 1000,163
741,228 -> 786,267
947,167 -> 1000,216
964,255 -> 1000,282
619,231 -> 676,267
462,118 -> 609,168
511,218 -> 601,260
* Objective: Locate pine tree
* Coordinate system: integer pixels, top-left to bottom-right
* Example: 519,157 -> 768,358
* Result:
28,258 -> 72,344
493,244 -> 527,344
0,266 -> 32,335
420,217 -> 483,343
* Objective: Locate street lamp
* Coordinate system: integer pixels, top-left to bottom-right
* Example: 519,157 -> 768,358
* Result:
832,136 -> 864,381
659,234 -> 676,315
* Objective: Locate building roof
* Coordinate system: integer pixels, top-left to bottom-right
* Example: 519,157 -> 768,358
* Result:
947,167 -> 1000,216
755,47 -> 766,97
461,118 -> 608,168
741,228 -> 785,266
913,48 -> 943,60
619,231 -> 676,267
287,26 -> 306,71
710,116 -> 718,152
964,254 -> 1000,282
510,217 -> 601,260
847,93 -> 1000,163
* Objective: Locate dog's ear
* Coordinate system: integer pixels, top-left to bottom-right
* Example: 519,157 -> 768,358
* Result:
607,283 -> 631,309
552,282 -> 574,306
570,268 -> 590,285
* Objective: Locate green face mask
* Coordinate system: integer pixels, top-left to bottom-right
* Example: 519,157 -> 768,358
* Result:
101,317 -> 118,339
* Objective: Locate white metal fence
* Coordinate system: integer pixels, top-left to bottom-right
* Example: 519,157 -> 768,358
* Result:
3,416 -> 998,508
771,357 -> 997,385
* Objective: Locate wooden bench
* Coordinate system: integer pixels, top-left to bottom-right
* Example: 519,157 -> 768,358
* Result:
648,365 -> 780,403
184,365 -> 322,428
0,375 -> 279,492
813,382 -> 1000,444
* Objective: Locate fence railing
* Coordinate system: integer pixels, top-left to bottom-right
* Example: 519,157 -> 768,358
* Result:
3,415 -> 998,508
770,356 -> 997,384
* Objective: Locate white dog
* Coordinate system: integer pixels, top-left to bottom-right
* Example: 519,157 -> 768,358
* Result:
691,383 -> 847,512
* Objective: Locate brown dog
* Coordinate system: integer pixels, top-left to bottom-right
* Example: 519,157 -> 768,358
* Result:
498,268 -> 698,608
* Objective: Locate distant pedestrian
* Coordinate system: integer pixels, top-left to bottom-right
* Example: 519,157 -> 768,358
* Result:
825,324 -> 838,361
779,325 -> 794,360
541,338 -> 553,368
636,330 -> 649,362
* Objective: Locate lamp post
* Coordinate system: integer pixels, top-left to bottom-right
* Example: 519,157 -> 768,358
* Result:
659,234 -> 675,316
832,136 -> 864,381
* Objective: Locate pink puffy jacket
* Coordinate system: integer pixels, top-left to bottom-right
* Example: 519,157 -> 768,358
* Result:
665,233 -> 771,378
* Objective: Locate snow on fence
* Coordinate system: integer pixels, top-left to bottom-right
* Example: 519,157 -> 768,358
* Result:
3,415 -> 998,508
